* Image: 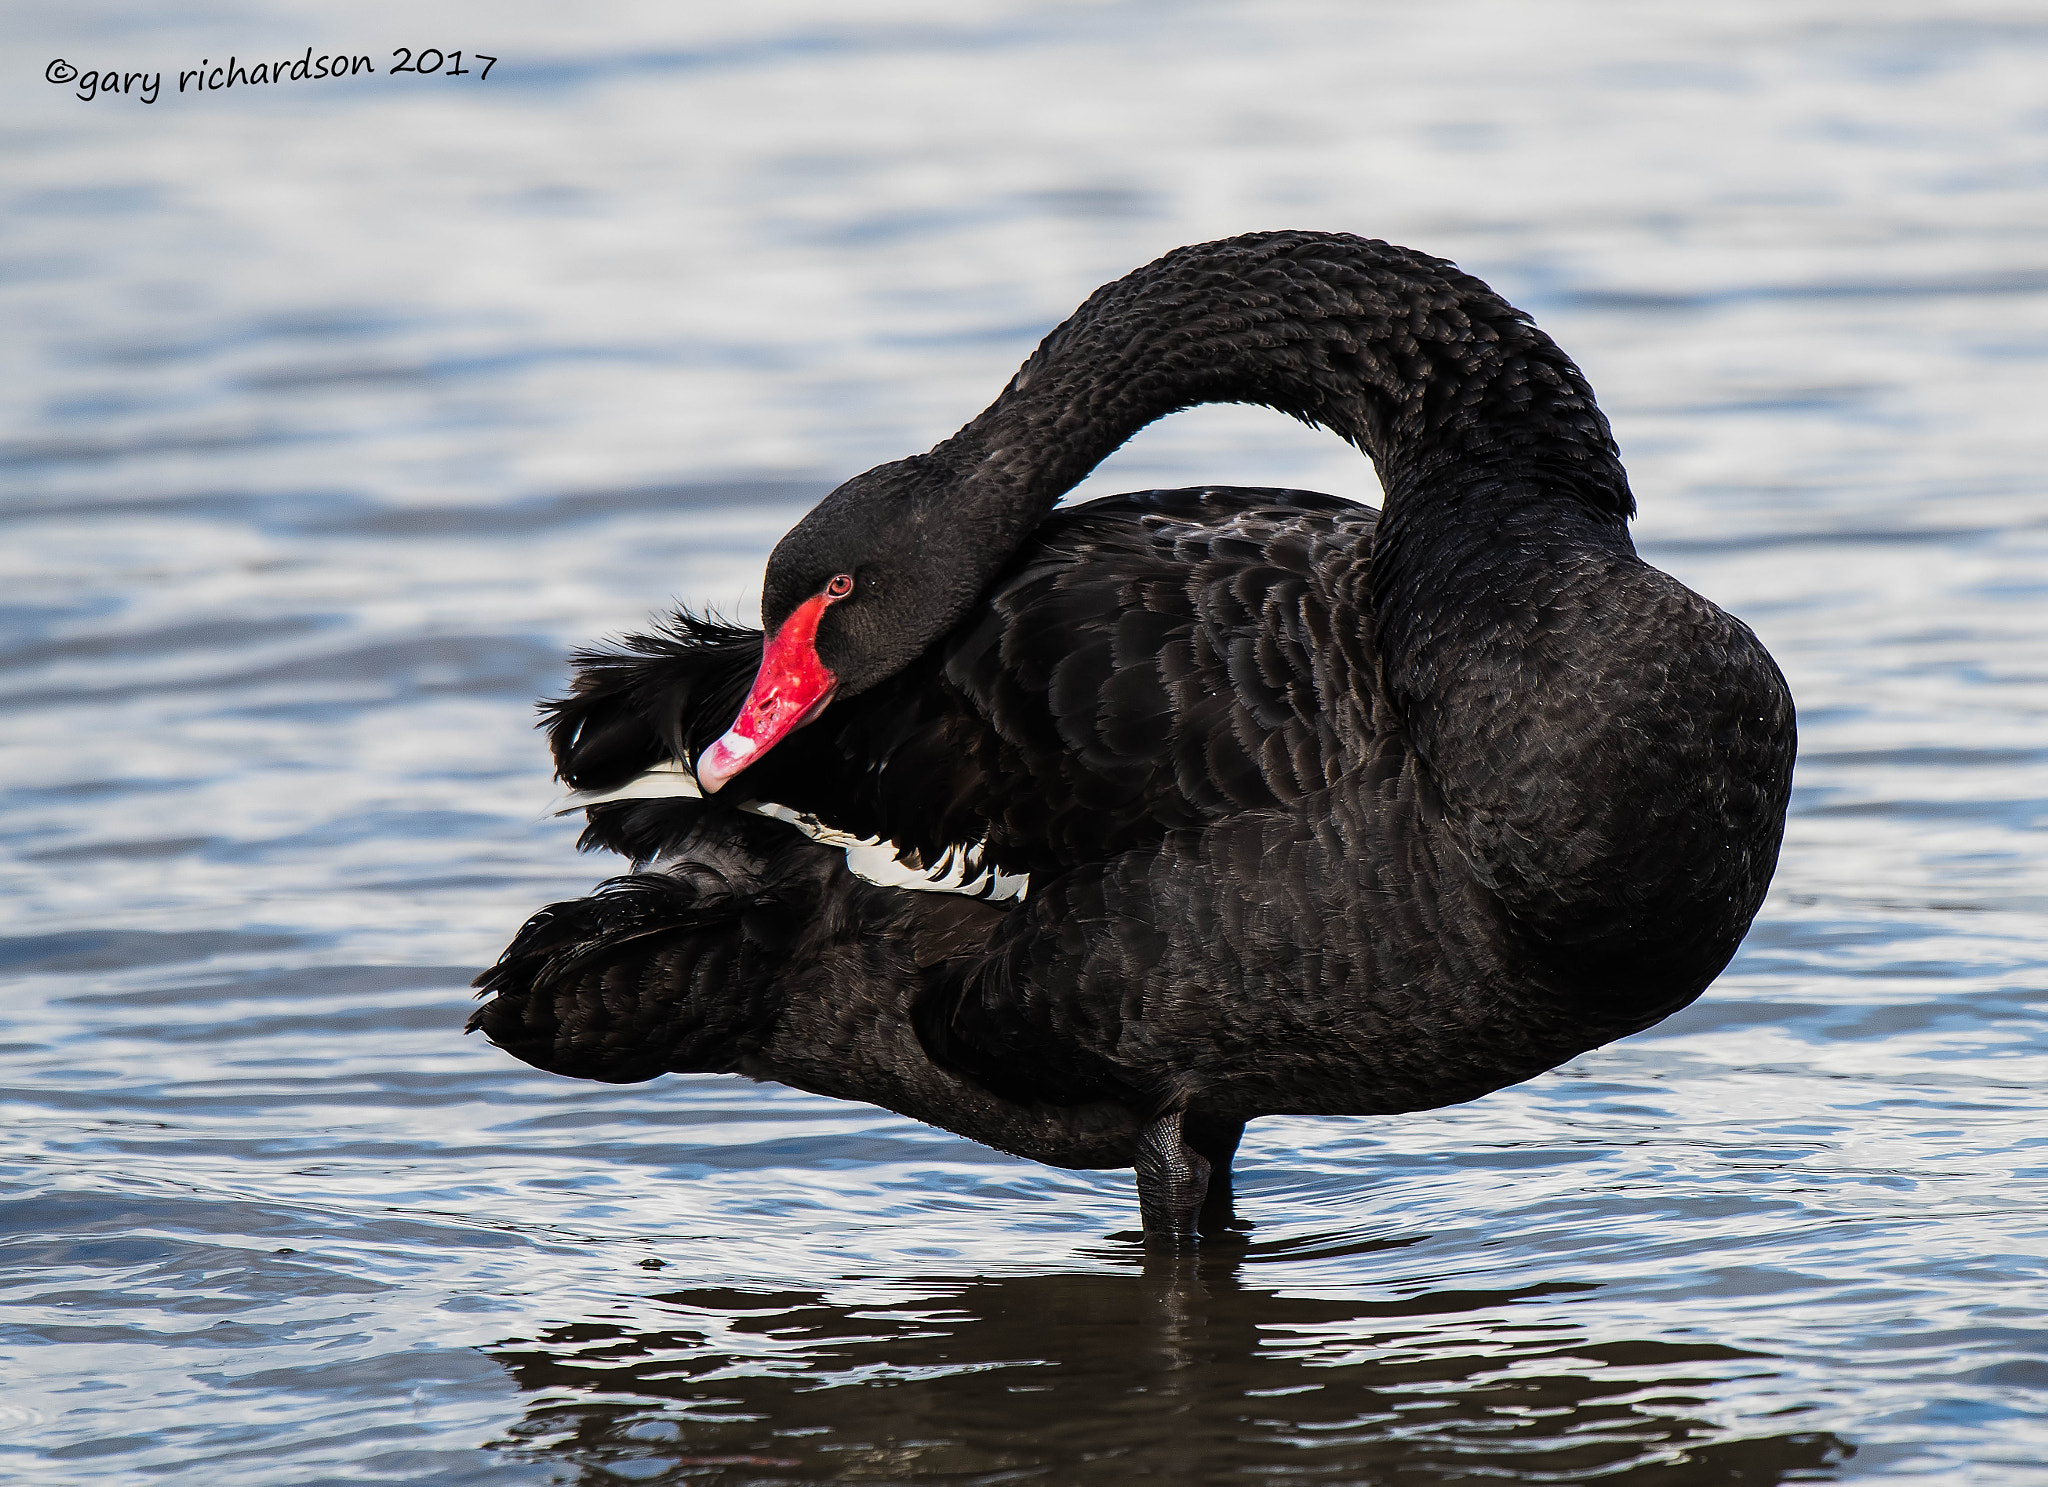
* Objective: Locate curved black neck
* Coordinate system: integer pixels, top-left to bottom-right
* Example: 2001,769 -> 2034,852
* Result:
934,230 -> 1634,559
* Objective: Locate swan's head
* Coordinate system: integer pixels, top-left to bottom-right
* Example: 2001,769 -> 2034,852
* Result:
697,452 -> 995,792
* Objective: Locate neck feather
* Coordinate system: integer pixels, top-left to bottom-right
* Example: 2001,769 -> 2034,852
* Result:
932,230 -> 1633,554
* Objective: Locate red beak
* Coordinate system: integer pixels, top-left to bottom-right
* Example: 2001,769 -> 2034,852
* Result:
697,593 -> 837,793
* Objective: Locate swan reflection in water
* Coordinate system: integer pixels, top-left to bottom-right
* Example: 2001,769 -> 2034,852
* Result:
483,1240 -> 1848,1483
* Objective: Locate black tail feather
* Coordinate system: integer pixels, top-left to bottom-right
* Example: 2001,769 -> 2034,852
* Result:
543,610 -> 762,792
469,819 -> 814,1083
575,797 -> 720,868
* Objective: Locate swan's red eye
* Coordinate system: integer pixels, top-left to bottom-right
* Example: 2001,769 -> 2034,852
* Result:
824,573 -> 854,599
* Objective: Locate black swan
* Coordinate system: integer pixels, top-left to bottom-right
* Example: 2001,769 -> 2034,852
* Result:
471,230 -> 1795,1245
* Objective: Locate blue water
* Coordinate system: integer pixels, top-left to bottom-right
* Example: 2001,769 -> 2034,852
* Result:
6,2 -> 2048,1480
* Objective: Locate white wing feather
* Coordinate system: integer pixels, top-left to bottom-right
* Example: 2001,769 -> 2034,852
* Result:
550,759 -> 1029,902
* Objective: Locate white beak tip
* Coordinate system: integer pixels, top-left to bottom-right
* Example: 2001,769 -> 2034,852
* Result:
696,731 -> 759,793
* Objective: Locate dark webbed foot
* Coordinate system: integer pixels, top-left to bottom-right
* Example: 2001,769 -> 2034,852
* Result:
1135,1111 -> 1242,1246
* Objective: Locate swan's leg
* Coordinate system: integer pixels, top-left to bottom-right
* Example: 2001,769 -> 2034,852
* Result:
1186,1116 -> 1245,1234
1134,1111 -> 1212,1246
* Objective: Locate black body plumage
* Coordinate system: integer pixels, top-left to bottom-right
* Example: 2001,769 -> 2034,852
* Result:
471,232 -> 1796,1238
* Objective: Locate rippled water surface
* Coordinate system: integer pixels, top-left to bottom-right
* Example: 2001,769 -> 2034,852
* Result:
7,2 -> 2048,1481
